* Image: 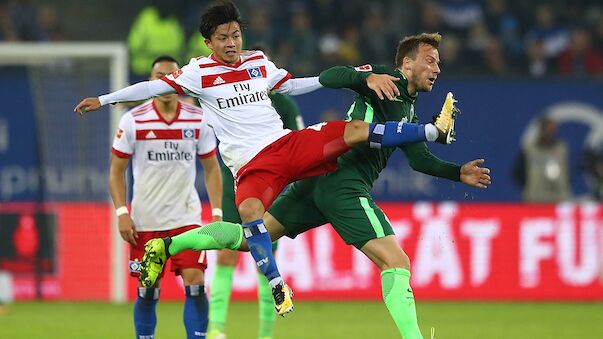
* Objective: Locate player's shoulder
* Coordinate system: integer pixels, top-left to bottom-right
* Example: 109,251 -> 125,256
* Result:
354,63 -> 394,74
124,100 -> 154,119
178,100 -> 204,116
241,50 -> 267,61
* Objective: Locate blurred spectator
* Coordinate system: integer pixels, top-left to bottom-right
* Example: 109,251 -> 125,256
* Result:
557,27 -> 603,75
7,0 -> 39,40
127,2 -> 184,76
582,145 -> 603,200
525,4 -> 570,66
0,3 -> 17,41
525,39 -> 549,77
282,3 -> 318,76
415,2 -> 445,36
37,5 -> 64,41
513,116 -> 572,202
438,0 -> 483,35
484,0 -> 522,58
360,4 -> 391,65
244,7 -> 276,48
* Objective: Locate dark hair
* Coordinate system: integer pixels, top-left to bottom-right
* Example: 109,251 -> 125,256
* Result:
151,55 -> 179,68
199,1 -> 244,39
395,33 -> 442,68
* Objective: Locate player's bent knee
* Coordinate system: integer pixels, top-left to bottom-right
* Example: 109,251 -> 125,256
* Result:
217,249 -> 239,266
181,269 -> 205,286
237,198 -> 265,222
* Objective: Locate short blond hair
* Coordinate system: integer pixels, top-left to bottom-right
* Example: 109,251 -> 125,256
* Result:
395,33 -> 442,67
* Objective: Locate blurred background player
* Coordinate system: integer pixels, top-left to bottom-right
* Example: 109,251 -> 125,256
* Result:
75,1 -> 453,317
109,55 -> 223,339
512,114 -> 571,202
139,33 -> 490,339
207,46 -> 305,339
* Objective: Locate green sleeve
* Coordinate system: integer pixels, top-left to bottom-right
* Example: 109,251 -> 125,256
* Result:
319,66 -> 373,96
401,142 -> 461,182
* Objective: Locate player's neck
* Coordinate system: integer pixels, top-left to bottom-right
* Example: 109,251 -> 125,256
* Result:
399,68 -> 417,96
153,99 -> 179,122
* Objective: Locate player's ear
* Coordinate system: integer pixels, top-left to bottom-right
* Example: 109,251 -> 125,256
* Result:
204,38 -> 213,51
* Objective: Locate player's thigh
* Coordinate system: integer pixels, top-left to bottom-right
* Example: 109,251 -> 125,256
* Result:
129,230 -> 168,284
221,164 -> 242,224
168,225 -> 208,280
317,191 -> 395,250
268,178 -> 328,239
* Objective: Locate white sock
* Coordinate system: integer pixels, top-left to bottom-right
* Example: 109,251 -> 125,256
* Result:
425,123 -> 439,142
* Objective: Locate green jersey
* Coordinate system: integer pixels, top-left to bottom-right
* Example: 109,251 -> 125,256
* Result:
318,64 -> 460,190
269,92 -> 304,130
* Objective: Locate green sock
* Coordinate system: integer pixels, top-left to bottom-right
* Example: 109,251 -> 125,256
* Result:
257,272 -> 275,338
381,268 -> 423,339
208,265 -> 235,333
168,221 -> 243,255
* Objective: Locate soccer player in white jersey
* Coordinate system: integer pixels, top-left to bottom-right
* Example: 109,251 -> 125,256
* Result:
75,1 -> 455,316
109,55 -> 222,339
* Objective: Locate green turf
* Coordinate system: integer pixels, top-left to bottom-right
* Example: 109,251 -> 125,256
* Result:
0,301 -> 602,338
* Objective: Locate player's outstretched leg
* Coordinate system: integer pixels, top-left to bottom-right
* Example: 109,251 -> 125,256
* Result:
139,221 -> 244,287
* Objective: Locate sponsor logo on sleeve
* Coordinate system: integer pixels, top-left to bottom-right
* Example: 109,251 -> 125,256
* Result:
354,64 -> 373,72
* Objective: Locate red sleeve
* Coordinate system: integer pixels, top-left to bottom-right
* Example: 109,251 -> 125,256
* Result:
270,73 -> 293,91
112,147 -> 131,159
160,76 -> 185,95
198,147 -> 218,159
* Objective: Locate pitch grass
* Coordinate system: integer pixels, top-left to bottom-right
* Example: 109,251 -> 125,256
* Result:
1,301 -> 602,338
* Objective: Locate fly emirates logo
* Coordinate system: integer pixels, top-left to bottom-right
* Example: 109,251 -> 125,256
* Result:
216,83 -> 270,109
148,141 -> 193,161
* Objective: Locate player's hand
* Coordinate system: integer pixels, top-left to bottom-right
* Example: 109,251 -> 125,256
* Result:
366,74 -> 400,101
118,214 -> 138,246
74,97 -> 101,116
211,215 -> 222,223
460,159 -> 491,189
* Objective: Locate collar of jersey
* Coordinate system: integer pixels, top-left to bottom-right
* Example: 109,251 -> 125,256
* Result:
209,53 -> 243,68
152,100 -> 181,125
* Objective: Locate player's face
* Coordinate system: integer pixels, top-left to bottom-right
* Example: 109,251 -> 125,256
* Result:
408,44 -> 441,93
150,61 -> 179,103
205,21 -> 243,65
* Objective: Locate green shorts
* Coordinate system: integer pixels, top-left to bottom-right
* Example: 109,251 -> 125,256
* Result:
269,175 -> 394,249
221,164 -> 279,250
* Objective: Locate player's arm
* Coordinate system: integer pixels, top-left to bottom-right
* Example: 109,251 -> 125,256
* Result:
74,80 -> 176,114
401,143 -> 491,189
319,65 -> 400,100
275,77 -> 323,96
401,142 -> 460,180
199,154 -> 223,222
109,154 -> 138,245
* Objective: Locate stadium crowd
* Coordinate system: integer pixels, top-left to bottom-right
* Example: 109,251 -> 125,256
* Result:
1,0 -> 603,77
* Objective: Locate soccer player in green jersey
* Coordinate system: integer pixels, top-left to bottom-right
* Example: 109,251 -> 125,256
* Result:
140,32 -> 491,338
209,90 -> 304,339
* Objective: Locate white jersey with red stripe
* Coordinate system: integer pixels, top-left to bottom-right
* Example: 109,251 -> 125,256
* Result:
112,100 -> 217,232
161,50 -> 292,175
